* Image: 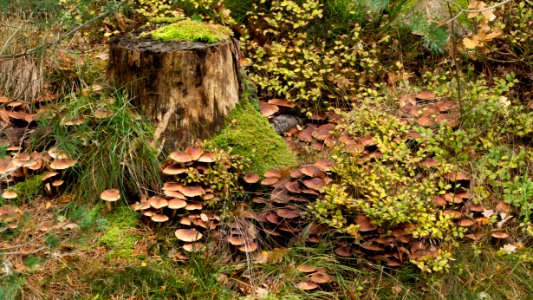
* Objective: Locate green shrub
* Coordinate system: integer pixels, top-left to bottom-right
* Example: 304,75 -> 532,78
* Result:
311,104 -> 466,272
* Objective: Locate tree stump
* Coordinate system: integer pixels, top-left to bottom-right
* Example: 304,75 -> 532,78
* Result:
106,37 -> 240,150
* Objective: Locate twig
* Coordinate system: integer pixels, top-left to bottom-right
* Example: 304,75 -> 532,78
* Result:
0,232 -> 48,250
446,3 -> 463,118
1,247 -> 47,255
445,0 -> 513,24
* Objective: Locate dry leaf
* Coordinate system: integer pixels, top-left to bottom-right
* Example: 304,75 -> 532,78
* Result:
463,37 -> 480,49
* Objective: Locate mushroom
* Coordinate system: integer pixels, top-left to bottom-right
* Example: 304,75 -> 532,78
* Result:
175,228 -> 203,242
50,158 -> 77,170
148,196 -> 168,214
151,214 -> 169,225
296,280 -> 319,291
168,198 -> 187,217
100,189 -> 120,211
1,190 -> 18,200
310,272 -> 331,284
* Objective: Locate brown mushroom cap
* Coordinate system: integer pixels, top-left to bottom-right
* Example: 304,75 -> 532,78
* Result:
163,182 -> 183,191
51,179 -> 64,187
260,177 -> 279,186
175,228 -> 203,242
185,146 -> 203,161
183,242 -> 206,252
302,178 -> 325,191
259,103 -> 279,117
296,280 -> 319,291
0,157 -> 18,174
41,171 -> 59,181
310,272 -> 331,284
179,185 -> 205,197
458,218 -> 475,227
264,169 -> 282,178
297,264 -> 317,273
143,210 -> 156,217
491,231 -> 509,239
100,189 -> 120,202
238,241 -> 258,253
276,208 -> 300,219
314,159 -> 334,172
168,198 -> 187,209
133,201 -> 151,211
356,215 -> 377,232
417,115 -> 435,127
1,190 -> 18,200
151,214 -> 169,222
185,202 -> 203,211
50,158 -> 77,170
148,196 -> 168,209
300,165 -> 325,178
334,246 -> 353,257
415,91 -> 436,101
162,164 -> 188,175
227,235 -> 247,246
243,172 -> 260,184
169,151 -> 192,164
164,190 -> 186,199
198,153 -> 216,163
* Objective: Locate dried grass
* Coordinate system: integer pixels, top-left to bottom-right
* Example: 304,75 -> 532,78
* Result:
0,17 -> 49,102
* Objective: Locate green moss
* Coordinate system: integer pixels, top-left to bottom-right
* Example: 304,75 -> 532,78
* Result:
7,175 -> 43,204
210,101 -> 297,174
150,20 -> 232,43
98,207 -> 141,259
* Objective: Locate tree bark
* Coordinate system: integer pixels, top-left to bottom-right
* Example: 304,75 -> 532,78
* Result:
106,37 -> 240,150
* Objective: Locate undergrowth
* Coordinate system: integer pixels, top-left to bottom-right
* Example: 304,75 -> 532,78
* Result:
31,89 -> 162,203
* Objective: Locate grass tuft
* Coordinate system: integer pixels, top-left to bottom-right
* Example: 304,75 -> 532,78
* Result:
32,89 -> 162,204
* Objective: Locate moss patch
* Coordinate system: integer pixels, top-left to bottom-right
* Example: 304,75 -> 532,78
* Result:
6,175 -> 43,205
210,101 -> 297,174
98,207 -> 140,259
150,20 -> 232,43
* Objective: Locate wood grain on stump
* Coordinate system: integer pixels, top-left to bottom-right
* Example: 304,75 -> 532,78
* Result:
106,37 -> 240,150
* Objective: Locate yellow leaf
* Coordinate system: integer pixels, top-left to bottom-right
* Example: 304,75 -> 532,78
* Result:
463,37 -> 480,49
483,30 -> 502,41
482,9 -> 496,21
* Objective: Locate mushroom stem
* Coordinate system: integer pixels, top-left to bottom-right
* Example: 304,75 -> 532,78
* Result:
106,202 -> 112,211
171,209 -> 177,218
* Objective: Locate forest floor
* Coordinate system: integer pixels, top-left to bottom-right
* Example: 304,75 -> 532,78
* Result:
1,2 -> 532,299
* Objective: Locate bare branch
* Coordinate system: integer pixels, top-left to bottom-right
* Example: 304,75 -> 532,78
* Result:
444,0 -> 513,24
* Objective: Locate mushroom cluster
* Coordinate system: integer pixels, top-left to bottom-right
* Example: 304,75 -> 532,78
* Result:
133,146 -> 243,251
1,146 -> 77,201
398,91 -> 460,128
231,160 -> 334,255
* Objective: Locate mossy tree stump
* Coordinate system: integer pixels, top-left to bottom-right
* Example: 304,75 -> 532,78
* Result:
106,23 -> 240,150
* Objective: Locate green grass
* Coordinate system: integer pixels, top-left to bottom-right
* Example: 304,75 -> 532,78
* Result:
209,101 -> 297,174
6,174 -> 43,205
150,20 -> 232,43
